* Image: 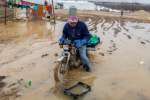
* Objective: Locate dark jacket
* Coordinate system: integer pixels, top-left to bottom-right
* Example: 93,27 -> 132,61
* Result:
62,21 -> 91,41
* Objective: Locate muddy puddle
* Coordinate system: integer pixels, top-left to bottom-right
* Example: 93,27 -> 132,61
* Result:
0,16 -> 150,100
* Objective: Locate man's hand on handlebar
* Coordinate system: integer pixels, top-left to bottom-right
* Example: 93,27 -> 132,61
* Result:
59,44 -> 63,48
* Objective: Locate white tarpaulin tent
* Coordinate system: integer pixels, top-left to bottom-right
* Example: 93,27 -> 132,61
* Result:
56,0 -> 96,10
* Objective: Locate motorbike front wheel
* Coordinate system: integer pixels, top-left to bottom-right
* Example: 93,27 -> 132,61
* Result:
54,62 -> 69,84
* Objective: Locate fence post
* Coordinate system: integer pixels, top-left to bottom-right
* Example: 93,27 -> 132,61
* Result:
51,0 -> 56,24
4,0 -> 7,25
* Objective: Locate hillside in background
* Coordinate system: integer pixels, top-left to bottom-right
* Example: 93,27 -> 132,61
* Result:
89,1 -> 150,11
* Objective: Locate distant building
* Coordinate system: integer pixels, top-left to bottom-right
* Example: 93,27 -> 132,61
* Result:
57,0 -> 96,10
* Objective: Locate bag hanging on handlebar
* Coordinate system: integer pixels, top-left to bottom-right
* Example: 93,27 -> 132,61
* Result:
87,34 -> 101,47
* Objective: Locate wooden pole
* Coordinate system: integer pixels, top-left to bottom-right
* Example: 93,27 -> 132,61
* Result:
14,0 -> 16,18
51,0 -> 56,24
4,0 -> 7,25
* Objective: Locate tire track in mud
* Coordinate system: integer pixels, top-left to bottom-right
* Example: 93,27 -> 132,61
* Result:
58,15 -> 150,55
0,76 -> 6,90
87,17 -> 122,55
107,40 -> 118,55
103,19 -> 115,32
100,18 -> 107,29
87,17 -> 139,55
123,33 -> 132,39
0,76 -> 25,100
0,48 -> 32,67
120,20 -> 150,44
111,19 -> 122,38
88,15 -> 101,32
119,20 -> 135,41
137,37 -> 150,45
120,20 -> 129,32
105,19 -> 149,54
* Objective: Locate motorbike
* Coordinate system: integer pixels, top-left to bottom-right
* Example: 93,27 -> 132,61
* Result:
54,40 -> 96,83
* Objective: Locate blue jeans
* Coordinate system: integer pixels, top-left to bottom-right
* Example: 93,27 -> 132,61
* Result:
79,46 -> 91,70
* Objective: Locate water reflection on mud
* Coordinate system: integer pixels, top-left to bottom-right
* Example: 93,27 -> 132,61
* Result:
0,17 -> 150,100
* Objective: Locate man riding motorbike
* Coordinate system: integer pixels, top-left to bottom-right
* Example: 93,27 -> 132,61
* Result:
59,16 -> 92,72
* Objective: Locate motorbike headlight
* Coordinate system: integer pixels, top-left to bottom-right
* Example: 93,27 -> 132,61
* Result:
63,45 -> 69,51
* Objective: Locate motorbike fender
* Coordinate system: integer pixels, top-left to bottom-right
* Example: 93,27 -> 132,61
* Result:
57,56 -> 65,62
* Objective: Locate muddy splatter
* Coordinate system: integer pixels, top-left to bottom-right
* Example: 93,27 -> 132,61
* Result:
123,33 -> 132,39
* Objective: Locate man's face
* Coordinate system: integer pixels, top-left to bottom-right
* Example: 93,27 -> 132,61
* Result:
69,22 -> 77,27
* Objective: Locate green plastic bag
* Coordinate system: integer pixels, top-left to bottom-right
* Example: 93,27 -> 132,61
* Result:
87,34 -> 100,47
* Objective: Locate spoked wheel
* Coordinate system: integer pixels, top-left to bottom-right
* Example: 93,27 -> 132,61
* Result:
54,62 -> 69,84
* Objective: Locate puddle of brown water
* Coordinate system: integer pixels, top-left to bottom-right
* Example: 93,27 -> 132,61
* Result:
0,21 -> 59,44
84,17 -> 150,100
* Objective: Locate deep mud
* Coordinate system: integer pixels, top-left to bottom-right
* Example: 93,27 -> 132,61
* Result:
0,14 -> 150,100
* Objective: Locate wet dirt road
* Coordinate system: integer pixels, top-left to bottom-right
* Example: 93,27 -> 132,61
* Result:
0,17 -> 150,100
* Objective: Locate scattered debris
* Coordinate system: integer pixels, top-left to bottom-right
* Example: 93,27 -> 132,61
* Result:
41,53 -> 49,58
0,76 -> 6,81
123,33 -> 132,39
25,80 -> 32,88
107,40 -> 118,54
0,76 -> 6,89
99,52 -> 105,56
140,41 -> 146,45
54,53 -> 59,57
